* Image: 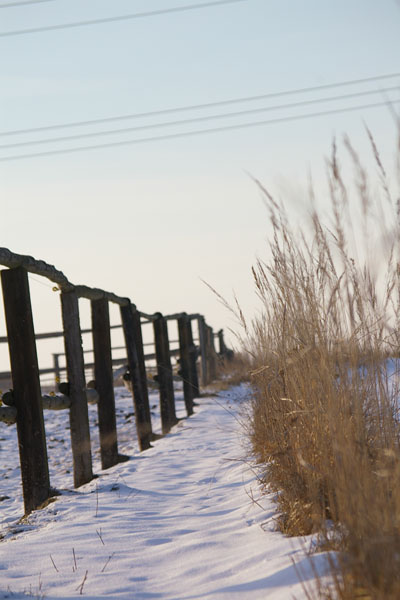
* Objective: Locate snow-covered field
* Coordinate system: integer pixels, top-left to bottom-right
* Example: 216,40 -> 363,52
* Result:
0,384 -> 319,599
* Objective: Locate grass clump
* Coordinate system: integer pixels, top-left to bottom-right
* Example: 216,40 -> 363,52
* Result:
246,133 -> 400,599
219,352 -> 252,386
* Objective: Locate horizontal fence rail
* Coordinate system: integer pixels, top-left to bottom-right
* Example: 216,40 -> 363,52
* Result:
0,247 -> 232,515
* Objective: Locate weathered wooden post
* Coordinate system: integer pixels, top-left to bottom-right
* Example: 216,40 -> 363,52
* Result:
1,267 -> 51,513
120,303 -> 152,450
188,316 -> 200,397
177,313 -> 194,416
207,326 -> 218,381
61,290 -> 94,487
52,353 -> 61,385
153,313 -> 177,433
132,309 -> 152,432
91,298 -> 119,469
217,329 -> 226,356
197,315 -> 208,386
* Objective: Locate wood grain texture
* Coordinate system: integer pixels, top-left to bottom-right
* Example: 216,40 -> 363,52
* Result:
120,303 -> 152,450
153,313 -> 177,433
1,267 -> 50,513
91,298 -> 119,469
177,313 -> 194,415
61,290 -> 94,487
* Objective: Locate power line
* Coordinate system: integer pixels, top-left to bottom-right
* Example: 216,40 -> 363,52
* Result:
1,98 -> 398,162
0,0 -> 247,36
0,0 -> 54,7
1,85 -> 398,150
2,71 -> 399,137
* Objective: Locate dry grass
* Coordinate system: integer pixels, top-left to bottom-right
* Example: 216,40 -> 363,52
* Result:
201,353 -> 251,394
246,133 -> 400,598
219,352 -> 252,385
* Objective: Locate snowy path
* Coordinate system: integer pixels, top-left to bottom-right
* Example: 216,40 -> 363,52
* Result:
0,385 -> 313,599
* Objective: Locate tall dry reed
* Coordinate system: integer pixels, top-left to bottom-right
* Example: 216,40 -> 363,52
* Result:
247,133 -> 400,599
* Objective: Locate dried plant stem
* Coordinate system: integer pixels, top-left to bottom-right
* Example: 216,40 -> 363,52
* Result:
101,553 -> 115,573
96,528 -> 105,545
50,554 -> 59,572
76,570 -> 88,595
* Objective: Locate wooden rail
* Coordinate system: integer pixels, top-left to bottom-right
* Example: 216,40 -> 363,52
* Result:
0,247 -> 231,515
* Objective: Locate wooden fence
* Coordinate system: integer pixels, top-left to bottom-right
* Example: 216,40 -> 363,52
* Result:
0,248 -> 230,515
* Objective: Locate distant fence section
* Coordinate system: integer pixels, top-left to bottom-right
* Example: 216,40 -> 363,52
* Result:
0,248 -> 232,515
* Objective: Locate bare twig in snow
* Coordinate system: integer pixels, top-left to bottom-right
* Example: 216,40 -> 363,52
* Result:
50,554 -> 59,572
101,553 -> 115,573
96,528 -> 105,545
76,570 -> 88,595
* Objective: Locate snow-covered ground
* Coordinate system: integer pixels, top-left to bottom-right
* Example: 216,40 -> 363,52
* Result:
0,384 -> 319,599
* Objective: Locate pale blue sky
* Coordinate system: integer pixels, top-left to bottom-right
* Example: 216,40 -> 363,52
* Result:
1,0 -> 400,362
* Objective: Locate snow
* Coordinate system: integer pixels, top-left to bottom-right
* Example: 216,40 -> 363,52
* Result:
0,384 -> 319,599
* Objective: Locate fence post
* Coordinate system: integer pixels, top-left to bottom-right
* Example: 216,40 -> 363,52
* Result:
120,303 -> 152,450
217,329 -> 226,355
91,298 -> 119,469
188,316 -> 200,397
61,290 -> 94,487
132,309 -> 152,433
1,267 -> 51,514
153,313 -> 177,433
177,313 -> 194,416
53,353 -> 61,385
207,326 -> 217,381
197,315 -> 208,386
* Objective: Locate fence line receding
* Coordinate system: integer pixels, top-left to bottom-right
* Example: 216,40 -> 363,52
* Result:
0,247 -> 232,515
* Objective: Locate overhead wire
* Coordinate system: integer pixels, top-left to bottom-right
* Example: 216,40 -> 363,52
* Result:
0,0 -> 54,7
1,71 -> 399,137
1,97 -> 399,162
1,85 -> 399,150
0,0 -> 247,36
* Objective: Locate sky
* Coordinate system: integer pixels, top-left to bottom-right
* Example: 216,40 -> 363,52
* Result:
1,0 -> 400,368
